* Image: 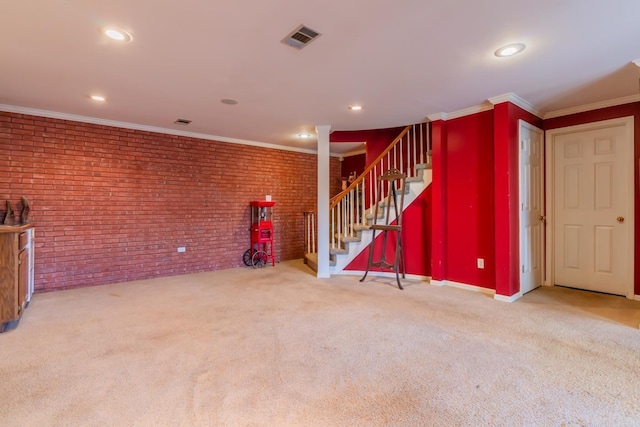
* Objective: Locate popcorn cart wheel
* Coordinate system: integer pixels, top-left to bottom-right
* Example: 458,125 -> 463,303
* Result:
251,250 -> 268,268
242,249 -> 253,266
242,248 -> 268,268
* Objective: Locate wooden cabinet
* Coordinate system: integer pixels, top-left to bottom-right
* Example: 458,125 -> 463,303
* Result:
0,224 -> 34,333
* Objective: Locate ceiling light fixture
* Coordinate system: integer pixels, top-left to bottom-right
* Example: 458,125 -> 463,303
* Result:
90,95 -> 106,102
494,43 -> 526,57
105,28 -> 132,42
297,133 -> 312,139
348,105 -> 363,111
221,98 -> 239,105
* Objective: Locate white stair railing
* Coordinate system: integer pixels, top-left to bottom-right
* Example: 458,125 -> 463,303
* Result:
328,122 -> 430,252
303,211 -> 316,256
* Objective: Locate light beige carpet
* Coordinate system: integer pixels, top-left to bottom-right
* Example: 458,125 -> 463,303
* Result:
1,260 -> 639,426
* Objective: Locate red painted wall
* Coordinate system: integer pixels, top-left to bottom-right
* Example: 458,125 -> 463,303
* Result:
330,127 -> 405,167
0,111 -> 341,292
341,153 -> 366,179
444,111 -> 496,288
544,102 -> 640,295
344,186 -> 432,276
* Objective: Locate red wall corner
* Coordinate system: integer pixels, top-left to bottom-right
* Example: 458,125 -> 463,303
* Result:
444,111 -> 495,289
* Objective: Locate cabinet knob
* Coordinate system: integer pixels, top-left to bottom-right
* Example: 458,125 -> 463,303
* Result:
617,216 -> 625,223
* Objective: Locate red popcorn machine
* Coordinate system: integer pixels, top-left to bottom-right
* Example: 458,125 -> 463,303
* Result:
243,200 -> 275,268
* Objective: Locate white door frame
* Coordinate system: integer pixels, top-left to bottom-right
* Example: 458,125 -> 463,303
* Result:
544,116 -> 635,299
519,120 -> 544,295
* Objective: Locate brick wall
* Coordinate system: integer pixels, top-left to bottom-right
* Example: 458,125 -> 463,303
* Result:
0,111 -> 341,292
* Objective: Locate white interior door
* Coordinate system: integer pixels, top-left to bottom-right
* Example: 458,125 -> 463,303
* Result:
519,121 -> 544,295
547,117 -> 634,297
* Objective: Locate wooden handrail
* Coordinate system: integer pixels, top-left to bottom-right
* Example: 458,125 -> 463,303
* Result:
329,125 -> 411,210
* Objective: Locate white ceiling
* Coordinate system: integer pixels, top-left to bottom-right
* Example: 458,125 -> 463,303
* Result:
2,0 -> 640,154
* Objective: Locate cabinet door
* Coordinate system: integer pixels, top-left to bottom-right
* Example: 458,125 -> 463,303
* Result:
18,249 -> 28,314
0,234 -> 17,322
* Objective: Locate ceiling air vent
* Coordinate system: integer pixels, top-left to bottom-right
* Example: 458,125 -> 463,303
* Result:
174,118 -> 192,125
281,25 -> 321,50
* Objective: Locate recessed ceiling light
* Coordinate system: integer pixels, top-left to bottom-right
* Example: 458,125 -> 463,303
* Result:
221,98 -> 239,105
297,133 -> 312,139
105,28 -> 132,42
348,105 -> 363,111
90,95 -> 106,102
494,43 -> 526,57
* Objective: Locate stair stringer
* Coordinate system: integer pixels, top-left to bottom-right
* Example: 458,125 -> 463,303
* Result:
329,168 -> 432,275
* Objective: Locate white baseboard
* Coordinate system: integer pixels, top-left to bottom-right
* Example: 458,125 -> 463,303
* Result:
436,279 -> 496,296
339,274 -> 525,303
634,295 -> 640,302
336,270 -> 430,282
494,292 -> 522,303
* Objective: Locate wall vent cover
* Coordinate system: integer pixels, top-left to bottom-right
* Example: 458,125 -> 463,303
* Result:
281,25 -> 321,50
174,118 -> 192,125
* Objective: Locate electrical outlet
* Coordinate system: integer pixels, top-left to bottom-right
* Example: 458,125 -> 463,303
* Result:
177,247 -> 186,253
265,195 -> 272,201
477,258 -> 484,269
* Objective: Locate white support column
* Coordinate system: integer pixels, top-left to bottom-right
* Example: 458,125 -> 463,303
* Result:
316,125 -> 331,278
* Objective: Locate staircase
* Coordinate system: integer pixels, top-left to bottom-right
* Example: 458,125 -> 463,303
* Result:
304,122 -> 432,274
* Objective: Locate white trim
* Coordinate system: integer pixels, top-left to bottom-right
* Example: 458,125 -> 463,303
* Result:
427,112 -> 448,122
438,280 -> 496,296
340,148 -> 367,157
446,103 -> 494,120
545,116 -> 635,299
518,120 -> 545,295
430,104 -> 495,122
634,295 -> 640,302
632,59 -> 640,68
429,92 -> 640,125
488,93 -> 542,118
1,103 -> 322,155
428,94 -> 539,123
543,94 -> 640,120
428,279 -> 523,301
494,292 -> 522,303
316,125 -> 332,279
336,270 -> 430,282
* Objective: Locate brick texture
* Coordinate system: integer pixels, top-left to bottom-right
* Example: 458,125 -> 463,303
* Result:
0,111 -> 341,292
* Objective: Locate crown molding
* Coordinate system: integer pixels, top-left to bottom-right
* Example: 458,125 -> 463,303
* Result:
446,103 -> 494,120
543,94 -> 640,119
0,104 -> 321,156
426,112 -> 448,121
338,148 -> 367,158
426,103 -> 493,122
488,93 -> 542,117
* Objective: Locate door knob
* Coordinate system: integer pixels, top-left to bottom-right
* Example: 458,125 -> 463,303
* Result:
538,215 -> 546,222
617,216 -> 624,223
